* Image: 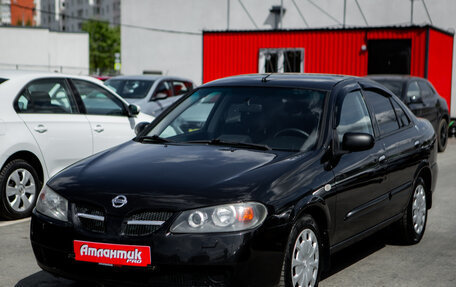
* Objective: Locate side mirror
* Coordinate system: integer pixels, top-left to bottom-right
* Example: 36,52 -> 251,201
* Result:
152,92 -> 168,101
408,94 -> 423,104
342,132 -> 374,152
134,122 -> 149,135
128,104 -> 140,116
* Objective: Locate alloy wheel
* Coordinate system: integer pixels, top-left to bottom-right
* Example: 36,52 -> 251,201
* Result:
5,169 -> 36,212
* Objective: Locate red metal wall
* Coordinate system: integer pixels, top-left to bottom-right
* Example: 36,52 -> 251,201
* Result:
203,28 -> 429,84
427,29 -> 453,110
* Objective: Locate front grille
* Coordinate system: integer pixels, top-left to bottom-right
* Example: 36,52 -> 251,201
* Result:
122,211 -> 173,236
74,203 -> 105,233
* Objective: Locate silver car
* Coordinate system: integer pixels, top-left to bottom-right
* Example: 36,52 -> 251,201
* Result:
105,75 -> 194,117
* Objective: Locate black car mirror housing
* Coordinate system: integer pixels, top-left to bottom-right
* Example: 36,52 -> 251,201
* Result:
128,104 -> 141,116
134,122 -> 149,136
152,93 -> 168,101
342,132 -> 375,152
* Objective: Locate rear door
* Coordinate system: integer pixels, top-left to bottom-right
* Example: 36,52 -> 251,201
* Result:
418,81 -> 439,130
332,84 -> 387,244
363,90 -> 418,218
16,78 -> 93,176
70,79 -> 137,153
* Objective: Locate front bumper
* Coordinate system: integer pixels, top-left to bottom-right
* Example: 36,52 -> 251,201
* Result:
31,210 -> 288,287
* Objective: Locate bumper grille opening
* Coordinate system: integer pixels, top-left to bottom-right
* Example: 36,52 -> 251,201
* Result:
123,211 -> 173,236
74,203 -> 105,233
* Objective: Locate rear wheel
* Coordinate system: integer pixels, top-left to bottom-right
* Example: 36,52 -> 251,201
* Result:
437,118 -> 448,152
281,215 -> 322,287
395,177 -> 427,244
0,159 -> 41,219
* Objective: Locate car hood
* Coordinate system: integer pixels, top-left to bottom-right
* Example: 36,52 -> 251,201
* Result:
48,141 -> 301,212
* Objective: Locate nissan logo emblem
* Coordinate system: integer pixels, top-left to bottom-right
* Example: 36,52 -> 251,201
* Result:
112,195 -> 128,208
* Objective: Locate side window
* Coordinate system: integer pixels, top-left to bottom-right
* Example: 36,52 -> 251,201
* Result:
152,81 -> 172,100
337,91 -> 374,142
406,81 -> 421,102
418,81 -> 433,99
16,78 -> 76,114
391,99 -> 410,127
72,79 -> 126,116
364,91 -> 400,135
172,81 -> 192,96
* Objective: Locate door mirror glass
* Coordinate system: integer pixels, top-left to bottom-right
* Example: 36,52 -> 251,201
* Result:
342,133 -> 374,152
407,81 -> 422,103
134,121 -> 149,135
128,104 -> 140,116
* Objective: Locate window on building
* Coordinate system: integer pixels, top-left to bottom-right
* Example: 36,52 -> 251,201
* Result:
258,48 -> 304,73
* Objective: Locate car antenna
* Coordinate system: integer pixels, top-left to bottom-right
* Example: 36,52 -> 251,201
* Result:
261,74 -> 271,83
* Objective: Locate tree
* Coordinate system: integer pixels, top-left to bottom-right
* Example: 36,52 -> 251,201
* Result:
82,20 -> 120,75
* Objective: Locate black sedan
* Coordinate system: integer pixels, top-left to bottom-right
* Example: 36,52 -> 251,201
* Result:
31,74 -> 437,287
368,75 -> 450,152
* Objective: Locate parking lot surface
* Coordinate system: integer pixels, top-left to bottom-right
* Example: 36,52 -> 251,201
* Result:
2,139 -> 456,287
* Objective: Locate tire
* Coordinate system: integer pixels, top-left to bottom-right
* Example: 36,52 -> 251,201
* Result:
280,215 -> 323,287
0,159 -> 41,220
437,118 -> 448,152
394,177 -> 428,245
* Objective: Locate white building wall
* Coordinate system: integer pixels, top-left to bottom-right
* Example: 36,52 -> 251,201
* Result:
0,26 -> 89,74
122,0 -> 456,116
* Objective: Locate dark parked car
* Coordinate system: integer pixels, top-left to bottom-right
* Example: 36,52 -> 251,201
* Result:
31,74 -> 437,287
368,75 -> 449,152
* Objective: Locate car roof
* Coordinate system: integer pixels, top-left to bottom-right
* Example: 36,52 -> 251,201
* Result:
0,69 -> 103,84
107,75 -> 193,82
201,73 -> 352,90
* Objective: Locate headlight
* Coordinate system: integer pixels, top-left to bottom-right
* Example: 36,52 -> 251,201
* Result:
170,202 -> 267,233
35,186 -> 68,222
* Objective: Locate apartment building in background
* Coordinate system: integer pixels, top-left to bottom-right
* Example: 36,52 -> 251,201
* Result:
40,0 -> 120,32
0,0 -> 35,26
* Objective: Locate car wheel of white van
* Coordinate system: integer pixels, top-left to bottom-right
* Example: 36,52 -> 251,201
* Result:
0,159 -> 41,220
280,215 -> 322,287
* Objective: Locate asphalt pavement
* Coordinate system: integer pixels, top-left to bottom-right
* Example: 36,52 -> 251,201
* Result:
2,139 -> 456,287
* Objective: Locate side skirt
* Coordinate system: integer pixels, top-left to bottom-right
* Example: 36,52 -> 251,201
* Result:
329,213 -> 403,254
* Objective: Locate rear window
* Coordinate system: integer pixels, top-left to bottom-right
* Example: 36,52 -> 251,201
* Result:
0,78 -> 7,85
374,80 -> 404,98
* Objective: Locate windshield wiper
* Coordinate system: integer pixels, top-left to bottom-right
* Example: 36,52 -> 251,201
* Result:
137,134 -> 172,144
187,139 -> 271,151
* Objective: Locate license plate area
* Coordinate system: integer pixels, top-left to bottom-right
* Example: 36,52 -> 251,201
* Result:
74,240 -> 151,267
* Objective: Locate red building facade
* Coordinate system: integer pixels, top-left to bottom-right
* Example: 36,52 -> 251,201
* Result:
10,0 -> 35,26
203,25 -> 453,110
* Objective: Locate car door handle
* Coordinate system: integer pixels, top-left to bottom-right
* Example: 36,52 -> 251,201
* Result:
93,125 -> 104,133
378,155 -> 386,162
34,124 -> 47,133
414,140 -> 420,147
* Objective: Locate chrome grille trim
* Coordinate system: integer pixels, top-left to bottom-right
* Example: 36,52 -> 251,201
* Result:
126,220 -> 165,226
77,213 -> 105,221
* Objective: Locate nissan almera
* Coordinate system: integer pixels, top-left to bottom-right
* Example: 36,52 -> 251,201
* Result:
31,74 -> 437,287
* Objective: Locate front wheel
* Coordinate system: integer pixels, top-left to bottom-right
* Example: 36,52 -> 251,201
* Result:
281,215 -> 322,287
437,118 -> 448,152
0,159 -> 41,219
394,177 -> 428,244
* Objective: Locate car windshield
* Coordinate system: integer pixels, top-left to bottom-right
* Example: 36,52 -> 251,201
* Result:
146,86 -> 327,152
374,79 -> 404,97
105,79 -> 154,99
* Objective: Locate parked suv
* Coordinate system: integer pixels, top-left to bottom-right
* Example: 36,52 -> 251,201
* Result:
105,75 -> 194,117
0,70 -> 153,219
368,75 -> 450,152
